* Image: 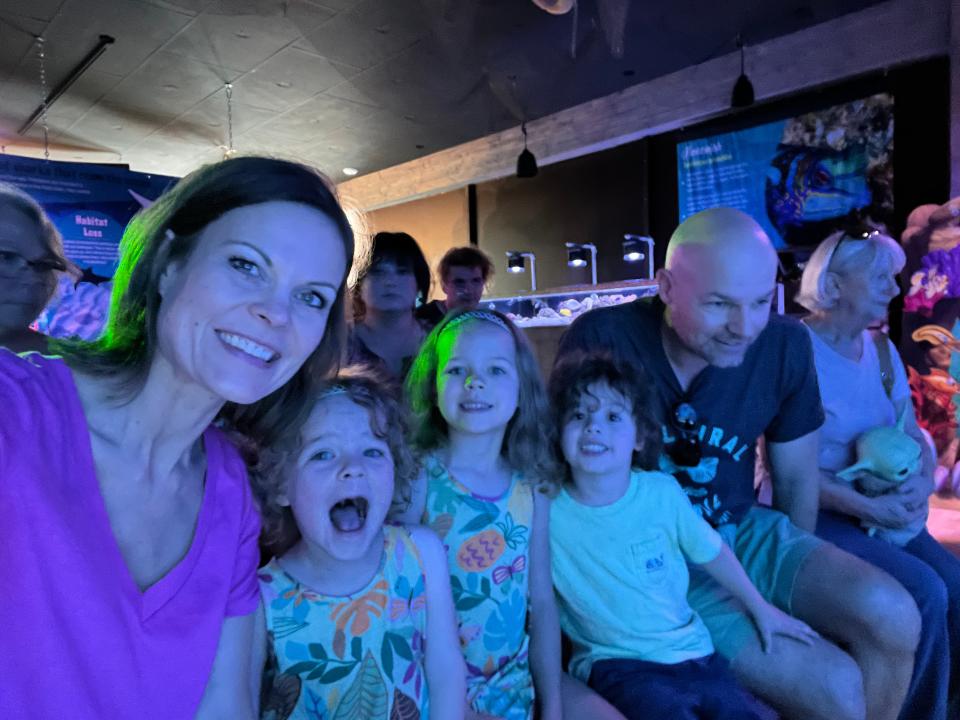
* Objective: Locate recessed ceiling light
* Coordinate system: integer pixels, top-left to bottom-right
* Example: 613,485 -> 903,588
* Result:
342,167 -> 358,176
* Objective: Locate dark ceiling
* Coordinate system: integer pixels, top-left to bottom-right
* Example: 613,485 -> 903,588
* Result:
0,0 -> 884,180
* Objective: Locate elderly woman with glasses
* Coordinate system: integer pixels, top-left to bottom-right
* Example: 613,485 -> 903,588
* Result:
799,226 -> 960,720
0,183 -> 72,353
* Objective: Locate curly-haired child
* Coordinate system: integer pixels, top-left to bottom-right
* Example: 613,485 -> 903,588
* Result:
250,367 -> 465,720
548,353 -> 819,720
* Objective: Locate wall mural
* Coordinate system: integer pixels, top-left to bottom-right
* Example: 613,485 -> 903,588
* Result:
901,201 -> 960,497
676,93 -> 895,251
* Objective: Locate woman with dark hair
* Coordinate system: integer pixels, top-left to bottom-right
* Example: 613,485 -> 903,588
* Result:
0,156 -> 355,719
0,182 -> 73,353
348,230 -> 432,378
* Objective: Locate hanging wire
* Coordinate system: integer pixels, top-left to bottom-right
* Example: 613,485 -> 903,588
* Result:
36,35 -> 50,161
569,0 -> 578,59
223,83 -> 235,158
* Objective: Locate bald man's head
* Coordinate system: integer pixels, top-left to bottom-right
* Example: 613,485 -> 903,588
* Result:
657,208 -> 778,369
665,207 -> 777,269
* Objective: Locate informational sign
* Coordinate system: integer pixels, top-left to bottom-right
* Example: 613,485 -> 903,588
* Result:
0,155 -> 175,277
0,155 -> 176,339
677,94 -> 894,249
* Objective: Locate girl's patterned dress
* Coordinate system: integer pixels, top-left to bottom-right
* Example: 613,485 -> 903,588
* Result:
258,525 -> 429,720
422,453 -> 535,720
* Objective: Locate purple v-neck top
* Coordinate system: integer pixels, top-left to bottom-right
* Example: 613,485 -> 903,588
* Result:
0,351 -> 261,718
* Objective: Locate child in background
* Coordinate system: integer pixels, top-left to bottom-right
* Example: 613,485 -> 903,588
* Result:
250,369 -> 464,720
548,353 -> 819,720
396,309 -> 563,720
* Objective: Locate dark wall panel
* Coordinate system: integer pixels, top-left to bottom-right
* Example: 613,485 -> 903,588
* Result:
477,140 -> 649,298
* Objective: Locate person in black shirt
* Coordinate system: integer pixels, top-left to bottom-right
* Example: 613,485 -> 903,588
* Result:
556,207 -> 920,720
416,246 -> 494,329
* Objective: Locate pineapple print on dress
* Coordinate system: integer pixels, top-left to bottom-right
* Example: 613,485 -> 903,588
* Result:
258,525 -> 429,720
457,529 -> 506,572
422,453 -> 536,720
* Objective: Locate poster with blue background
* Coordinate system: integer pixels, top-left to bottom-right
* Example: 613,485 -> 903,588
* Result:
677,94 -> 894,250
0,155 -> 176,339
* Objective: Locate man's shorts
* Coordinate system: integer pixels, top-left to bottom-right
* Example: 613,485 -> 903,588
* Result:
687,505 -> 825,660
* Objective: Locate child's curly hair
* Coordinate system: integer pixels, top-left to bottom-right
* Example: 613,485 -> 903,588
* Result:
548,351 -> 662,481
404,308 -> 560,495
246,365 -> 419,557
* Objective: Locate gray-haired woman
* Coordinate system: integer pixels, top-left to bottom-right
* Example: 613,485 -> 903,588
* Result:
0,183 -> 72,353
800,225 -> 960,719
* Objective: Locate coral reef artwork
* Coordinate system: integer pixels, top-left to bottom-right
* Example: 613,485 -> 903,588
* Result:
900,200 -> 960,496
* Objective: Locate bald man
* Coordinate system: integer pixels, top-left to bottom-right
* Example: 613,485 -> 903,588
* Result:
555,208 -> 920,720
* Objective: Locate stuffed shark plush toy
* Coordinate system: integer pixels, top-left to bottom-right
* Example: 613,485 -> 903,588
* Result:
837,412 -> 926,545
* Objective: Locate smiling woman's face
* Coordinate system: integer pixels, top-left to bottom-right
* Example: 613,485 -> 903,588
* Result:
155,200 -> 347,404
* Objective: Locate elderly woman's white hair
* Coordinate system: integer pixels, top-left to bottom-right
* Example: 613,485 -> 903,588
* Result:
796,228 -> 906,312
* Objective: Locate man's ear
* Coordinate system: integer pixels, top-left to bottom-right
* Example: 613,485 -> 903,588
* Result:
656,267 -> 674,305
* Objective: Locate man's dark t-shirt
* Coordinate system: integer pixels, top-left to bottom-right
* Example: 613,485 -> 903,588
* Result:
555,298 -> 825,527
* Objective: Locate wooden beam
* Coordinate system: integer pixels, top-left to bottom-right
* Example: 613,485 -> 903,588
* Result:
0,139 -> 122,165
339,0 -> 948,212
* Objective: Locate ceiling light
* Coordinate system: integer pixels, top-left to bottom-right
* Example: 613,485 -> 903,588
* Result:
506,251 -> 537,291
19,34 -> 115,136
731,34 -> 754,108
516,121 -> 538,178
566,242 -> 598,285
342,167 -> 358,176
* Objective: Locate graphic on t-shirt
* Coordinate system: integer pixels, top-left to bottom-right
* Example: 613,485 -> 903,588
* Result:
660,422 -> 751,526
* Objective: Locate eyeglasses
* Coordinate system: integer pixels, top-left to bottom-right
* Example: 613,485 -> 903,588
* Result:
666,401 -> 702,467
827,226 -> 881,270
0,249 -> 67,277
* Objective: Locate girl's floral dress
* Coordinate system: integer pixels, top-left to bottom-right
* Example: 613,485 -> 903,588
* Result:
422,453 -> 535,720
258,525 -> 429,720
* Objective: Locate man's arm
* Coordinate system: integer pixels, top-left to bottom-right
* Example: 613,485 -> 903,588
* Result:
766,429 -> 820,532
